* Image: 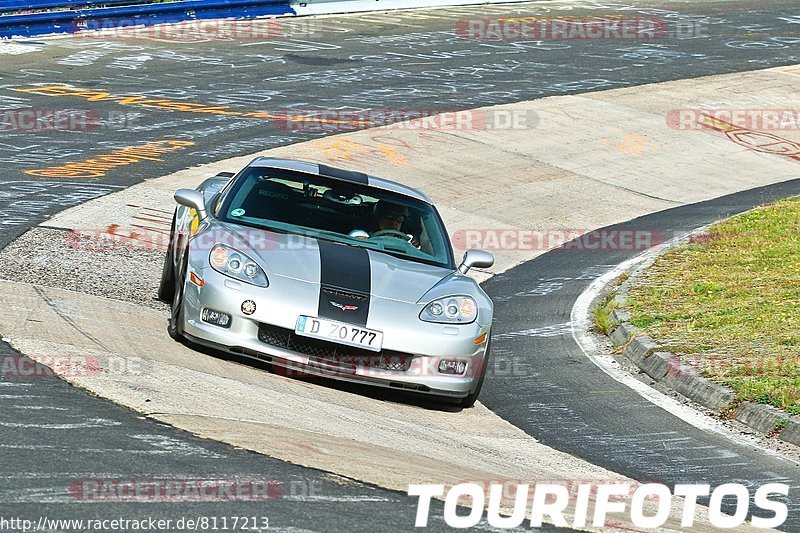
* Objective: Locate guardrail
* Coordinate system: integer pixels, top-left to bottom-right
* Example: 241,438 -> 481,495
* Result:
0,0 -> 294,38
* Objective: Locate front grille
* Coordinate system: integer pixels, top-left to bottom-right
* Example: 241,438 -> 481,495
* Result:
257,323 -> 413,371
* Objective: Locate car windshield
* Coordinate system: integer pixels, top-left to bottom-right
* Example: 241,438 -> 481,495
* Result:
217,167 -> 454,269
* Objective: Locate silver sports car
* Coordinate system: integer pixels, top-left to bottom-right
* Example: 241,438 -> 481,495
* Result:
159,158 -> 494,407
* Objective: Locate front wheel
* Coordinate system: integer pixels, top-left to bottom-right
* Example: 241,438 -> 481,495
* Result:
167,251 -> 188,342
158,212 -> 178,302
460,337 -> 491,408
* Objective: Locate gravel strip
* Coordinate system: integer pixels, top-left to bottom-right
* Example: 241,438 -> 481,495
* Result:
0,227 -> 169,312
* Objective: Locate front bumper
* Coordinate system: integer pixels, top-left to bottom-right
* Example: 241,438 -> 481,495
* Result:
181,267 -> 491,398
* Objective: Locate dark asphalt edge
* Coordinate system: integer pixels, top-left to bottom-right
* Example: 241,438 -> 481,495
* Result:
596,221 -> 800,447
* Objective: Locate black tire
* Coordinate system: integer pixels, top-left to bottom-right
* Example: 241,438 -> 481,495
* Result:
460,337 -> 491,408
157,212 -> 178,302
167,251 -> 188,342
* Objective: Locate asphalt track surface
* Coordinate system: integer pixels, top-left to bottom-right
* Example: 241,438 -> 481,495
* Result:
1,0 -> 800,530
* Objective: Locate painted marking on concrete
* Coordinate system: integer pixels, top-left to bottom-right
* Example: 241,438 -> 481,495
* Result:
700,115 -> 800,162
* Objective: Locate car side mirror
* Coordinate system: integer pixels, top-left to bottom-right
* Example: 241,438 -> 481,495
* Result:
174,189 -> 207,220
457,249 -> 494,274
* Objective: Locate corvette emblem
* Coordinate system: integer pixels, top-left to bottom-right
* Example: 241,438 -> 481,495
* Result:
241,300 -> 256,315
330,301 -> 359,312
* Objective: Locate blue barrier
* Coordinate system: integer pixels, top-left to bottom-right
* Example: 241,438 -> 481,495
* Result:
0,0 -> 294,38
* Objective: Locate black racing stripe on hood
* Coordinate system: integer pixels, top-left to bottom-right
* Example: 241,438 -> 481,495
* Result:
317,240 -> 371,326
317,164 -> 369,185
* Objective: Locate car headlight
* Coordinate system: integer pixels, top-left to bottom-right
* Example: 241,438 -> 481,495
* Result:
209,244 -> 268,287
420,296 -> 477,324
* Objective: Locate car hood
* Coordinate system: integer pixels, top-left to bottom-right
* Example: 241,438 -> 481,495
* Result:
216,223 -> 452,304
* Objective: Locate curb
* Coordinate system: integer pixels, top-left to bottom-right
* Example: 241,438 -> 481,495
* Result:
602,230 -> 799,447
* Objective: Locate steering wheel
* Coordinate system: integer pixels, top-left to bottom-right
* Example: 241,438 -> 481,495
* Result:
370,229 -> 411,241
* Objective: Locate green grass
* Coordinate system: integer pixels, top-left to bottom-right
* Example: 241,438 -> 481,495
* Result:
626,198 -> 800,415
594,293 -> 619,336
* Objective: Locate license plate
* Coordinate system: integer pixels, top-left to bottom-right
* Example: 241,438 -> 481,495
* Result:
295,316 -> 383,352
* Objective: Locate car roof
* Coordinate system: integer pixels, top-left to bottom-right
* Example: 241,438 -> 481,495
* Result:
248,157 -> 433,204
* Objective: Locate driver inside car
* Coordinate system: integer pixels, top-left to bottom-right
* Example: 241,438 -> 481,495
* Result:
375,202 -> 407,232
350,201 -> 420,248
